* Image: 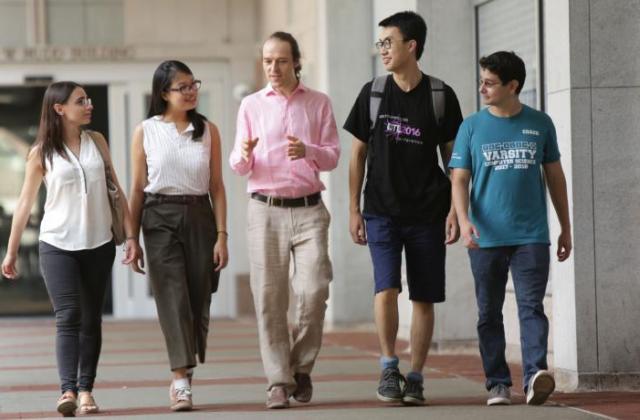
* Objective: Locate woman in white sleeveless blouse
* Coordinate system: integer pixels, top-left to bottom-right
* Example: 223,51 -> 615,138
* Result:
128,60 -> 228,412
1,81 -> 143,416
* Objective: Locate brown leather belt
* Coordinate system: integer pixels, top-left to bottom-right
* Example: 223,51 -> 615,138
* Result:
251,192 -> 321,208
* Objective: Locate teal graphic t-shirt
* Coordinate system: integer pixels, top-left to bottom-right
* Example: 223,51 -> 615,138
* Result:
449,105 -> 560,247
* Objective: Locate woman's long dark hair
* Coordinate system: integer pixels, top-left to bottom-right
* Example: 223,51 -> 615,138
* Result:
147,60 -> 207,140
35,81 -> 81,170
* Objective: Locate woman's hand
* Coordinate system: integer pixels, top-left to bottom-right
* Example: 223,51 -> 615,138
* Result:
213,234 -> 228,272
122,238 -> 145,274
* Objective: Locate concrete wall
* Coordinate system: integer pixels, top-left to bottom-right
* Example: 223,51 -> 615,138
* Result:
545,0 -> 640,391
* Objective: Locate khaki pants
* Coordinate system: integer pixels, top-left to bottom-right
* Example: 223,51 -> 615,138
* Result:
247,198 -> 333,391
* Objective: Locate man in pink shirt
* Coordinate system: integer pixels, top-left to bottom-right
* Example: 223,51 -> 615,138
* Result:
229,31 -> 340,409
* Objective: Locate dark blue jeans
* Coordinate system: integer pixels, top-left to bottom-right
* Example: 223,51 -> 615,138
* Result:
468,244 -> 550,392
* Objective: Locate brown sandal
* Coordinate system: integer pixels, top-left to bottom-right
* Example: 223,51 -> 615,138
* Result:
78,391 -> 99,414
57,391 -> 77,417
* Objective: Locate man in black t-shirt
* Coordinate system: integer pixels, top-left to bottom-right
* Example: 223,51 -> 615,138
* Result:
344,11 -> 462,405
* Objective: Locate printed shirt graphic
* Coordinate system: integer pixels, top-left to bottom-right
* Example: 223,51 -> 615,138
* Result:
381,114 -> 423,145
343,74 -> 463,223
449,105 -> 560,247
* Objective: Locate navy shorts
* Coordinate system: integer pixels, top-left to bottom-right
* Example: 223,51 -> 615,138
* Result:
364,213 -> 446,303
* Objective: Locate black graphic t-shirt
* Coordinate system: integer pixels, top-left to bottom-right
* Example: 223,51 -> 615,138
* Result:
344,74 -> 463,224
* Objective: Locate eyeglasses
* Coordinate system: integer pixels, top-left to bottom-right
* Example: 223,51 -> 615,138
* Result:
375,38 -> 406,51
167,80 -> 202,95
74,97 -> 92,107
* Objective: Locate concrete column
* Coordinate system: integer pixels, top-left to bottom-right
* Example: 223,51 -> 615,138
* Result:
545,0 -> 640,391
319,0 -> 375,323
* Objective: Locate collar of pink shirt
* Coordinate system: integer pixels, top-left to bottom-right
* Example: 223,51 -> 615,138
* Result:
263,81 -> 308,98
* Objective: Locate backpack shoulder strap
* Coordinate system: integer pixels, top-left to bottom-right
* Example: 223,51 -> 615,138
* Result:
427,75 -> 446,127
369,75 -> 388,130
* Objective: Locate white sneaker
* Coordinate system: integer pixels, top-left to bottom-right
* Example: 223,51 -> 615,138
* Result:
526,370 -> 555,405
169,381 -> 193,411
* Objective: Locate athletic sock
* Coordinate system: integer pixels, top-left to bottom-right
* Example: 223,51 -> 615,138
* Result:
380,355 -> 399,370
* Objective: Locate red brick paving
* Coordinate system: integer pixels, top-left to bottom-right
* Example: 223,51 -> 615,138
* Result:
2,321 -> 638,419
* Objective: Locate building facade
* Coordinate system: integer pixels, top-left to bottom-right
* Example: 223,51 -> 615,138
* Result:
0,0 -> 638,391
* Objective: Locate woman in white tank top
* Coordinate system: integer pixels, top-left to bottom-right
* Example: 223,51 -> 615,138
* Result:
0,81 -> 143,416
128,60 -> 228,412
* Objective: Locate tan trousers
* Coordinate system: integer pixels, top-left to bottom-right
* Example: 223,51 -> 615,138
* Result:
247,198 -> 333,391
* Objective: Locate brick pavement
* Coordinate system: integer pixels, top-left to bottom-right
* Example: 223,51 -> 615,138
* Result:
0,318 -> 636,419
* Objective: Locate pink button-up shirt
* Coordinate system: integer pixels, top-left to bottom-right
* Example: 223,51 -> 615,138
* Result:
229,82 -> 340,198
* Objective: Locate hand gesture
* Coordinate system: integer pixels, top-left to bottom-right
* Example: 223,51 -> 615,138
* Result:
241,137 -> 259,162
287,136 -> 306,160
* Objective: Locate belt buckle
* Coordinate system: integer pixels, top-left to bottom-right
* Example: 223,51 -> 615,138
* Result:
267,195 -> 273,206
304,196 -> 309,207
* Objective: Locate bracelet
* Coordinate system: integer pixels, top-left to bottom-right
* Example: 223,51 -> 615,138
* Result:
217,231 -> 229,236
125,236 -> 138,241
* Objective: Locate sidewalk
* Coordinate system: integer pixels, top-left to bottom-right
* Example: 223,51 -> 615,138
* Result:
0,318 -> 637,419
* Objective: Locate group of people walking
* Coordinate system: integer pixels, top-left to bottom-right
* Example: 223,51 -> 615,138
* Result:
1,10 -> 571,416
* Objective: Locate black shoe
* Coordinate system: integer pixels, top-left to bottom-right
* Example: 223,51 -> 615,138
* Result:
292,373 -> 312,403
402,377 -> 425,406
376,367 -> 405,402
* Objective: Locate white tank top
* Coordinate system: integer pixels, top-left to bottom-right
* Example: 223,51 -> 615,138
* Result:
39,131 -> 113,250
142,116 -> 211,195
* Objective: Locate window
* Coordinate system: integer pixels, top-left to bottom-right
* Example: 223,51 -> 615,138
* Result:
0,0 -> 27,47
476,0 -> 543,109
47,0 -> 124,46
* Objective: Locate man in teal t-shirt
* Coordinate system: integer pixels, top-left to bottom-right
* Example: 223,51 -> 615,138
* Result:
450,51 -> 572,407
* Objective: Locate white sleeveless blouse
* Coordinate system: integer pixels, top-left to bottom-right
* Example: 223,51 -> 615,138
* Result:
39,131 -> 113,250
142,116 -> 211,195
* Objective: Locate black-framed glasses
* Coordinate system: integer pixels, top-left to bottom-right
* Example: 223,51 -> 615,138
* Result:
374,38 -> 406,51
167,80 -> 202,95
